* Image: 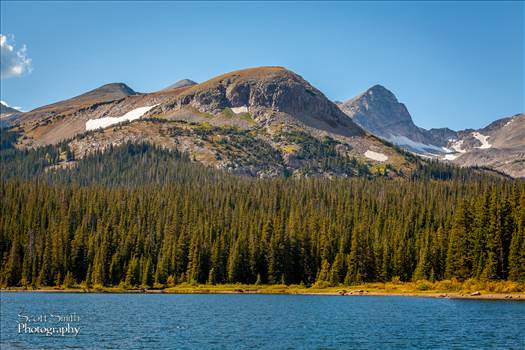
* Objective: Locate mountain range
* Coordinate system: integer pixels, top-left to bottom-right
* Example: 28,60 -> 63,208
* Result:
337,86 -> 524,177
3,66 -> 523,177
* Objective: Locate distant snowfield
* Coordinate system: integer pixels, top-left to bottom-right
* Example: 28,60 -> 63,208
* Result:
443,132 -> 492,161
443,139 -> 468,161
0,100 -> 22,112
444,153 -> 460,161
388,134 -> 443,154
86,105 -> 158,131
414,153 -> 433,159
450,139 -> 466,153
364,150 -> 388,162
231,106 -> 248,114
472,132 -> 491,149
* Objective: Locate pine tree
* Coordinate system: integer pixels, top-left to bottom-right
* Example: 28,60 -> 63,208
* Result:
63,272 -> 75,288
445,201 -> 473,280
482,193 -> 501,280
329,252 -> 345,286
413,230 -> 432,281
345,225 -> 363,284
316,259 -> 330,283
508,193 -> 525,281
125,257 -> 139,287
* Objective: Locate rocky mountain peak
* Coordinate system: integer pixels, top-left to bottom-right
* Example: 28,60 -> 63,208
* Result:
351,85 -> 408,120
365,84 -> 399,103
339,85 -> 415,136
166,66 -> 364,137
338,85 -> 456,152
77,83 -> 137,100
163,79 -> 197,90
17,82 -> 138,127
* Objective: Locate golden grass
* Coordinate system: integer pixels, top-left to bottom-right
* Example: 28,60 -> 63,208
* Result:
282,144 -> 299,155
4,280 -> 523,296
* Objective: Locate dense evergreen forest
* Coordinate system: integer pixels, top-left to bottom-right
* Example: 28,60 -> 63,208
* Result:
1,130 -> 524,288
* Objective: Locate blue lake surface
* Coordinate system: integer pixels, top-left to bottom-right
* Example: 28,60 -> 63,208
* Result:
1,292 -> 524,349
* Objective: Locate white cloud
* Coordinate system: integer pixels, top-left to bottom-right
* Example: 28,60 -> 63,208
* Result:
1,34 -> 32,79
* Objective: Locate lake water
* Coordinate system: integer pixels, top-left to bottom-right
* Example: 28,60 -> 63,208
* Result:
1,292 -> 524,349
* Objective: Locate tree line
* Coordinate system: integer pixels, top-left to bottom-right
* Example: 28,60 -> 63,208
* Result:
1,142 -> 524,288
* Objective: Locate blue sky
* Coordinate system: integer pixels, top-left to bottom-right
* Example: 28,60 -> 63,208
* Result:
1,1 -> 523,130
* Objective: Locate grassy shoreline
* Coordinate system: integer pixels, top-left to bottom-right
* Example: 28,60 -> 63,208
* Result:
2,280 -> 524,300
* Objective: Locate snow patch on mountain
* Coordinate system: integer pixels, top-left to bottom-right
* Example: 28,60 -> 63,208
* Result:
0,100 -> 22,112
450,140 -> 466,153
472,132 -> 491,149
444,153 -> 460,161
443,139 -> 467,161
86,105 -> 158,131
231,106 -> 248,114
364,150 -> 388,162
388,134 -> 443,154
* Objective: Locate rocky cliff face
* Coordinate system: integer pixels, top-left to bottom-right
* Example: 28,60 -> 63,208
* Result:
428,127 -> 458,143
161,67 -> 363,138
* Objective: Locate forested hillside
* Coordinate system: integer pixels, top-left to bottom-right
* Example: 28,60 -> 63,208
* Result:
1,135 -> 524,288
